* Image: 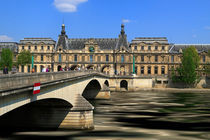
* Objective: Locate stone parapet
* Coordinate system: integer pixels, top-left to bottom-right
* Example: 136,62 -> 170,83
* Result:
0,70 -> 108,96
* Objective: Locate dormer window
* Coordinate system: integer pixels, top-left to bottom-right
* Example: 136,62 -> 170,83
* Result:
148,46 -> 151,51
41,46 -> 44,50
141,46 -> 144,50
155,46 -> 158,50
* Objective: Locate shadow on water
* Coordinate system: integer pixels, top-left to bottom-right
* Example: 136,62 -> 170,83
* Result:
8,130 -> 152,140
112,92 -> 210,131
2,91 -> 210,139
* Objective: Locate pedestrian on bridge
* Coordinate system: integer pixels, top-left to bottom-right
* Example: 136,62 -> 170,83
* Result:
3,66 -> 8,74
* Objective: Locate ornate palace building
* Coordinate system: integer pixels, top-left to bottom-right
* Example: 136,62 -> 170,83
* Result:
0,24 -> 210,78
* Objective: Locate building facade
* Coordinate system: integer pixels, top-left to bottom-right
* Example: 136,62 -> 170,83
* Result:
0,24 -> 210,78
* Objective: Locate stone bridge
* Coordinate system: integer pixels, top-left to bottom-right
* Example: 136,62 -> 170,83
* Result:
0,71 -> 110,131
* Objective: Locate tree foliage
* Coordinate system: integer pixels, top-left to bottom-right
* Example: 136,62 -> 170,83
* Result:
172,46 -> 200,87
0,48 -> 13,70
17,50 -> 32,66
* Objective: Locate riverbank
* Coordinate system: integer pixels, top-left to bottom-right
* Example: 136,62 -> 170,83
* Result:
136,88 -> 210,93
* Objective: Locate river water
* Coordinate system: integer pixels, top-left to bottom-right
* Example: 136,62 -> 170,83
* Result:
3,91 -> 210,140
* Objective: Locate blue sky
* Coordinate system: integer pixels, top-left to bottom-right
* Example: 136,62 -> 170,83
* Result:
0,0 -> 210,44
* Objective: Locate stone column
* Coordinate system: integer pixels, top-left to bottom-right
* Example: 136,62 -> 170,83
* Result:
59,95 -> 94,130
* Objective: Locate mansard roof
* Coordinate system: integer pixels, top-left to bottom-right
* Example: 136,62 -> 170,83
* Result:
56,35 -> 69,50
19,38 -> 56,45
169,44 -> 210,54
132,37 -> 169,44
55,24 -> 69,50
115,24 -> 130,50
68,38 -> 118,50
0,42 -> 18,52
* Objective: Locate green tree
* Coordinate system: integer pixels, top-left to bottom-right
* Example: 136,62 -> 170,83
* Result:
172,46 -> 200,87
17,50 -> 32,66
0,48 -> 13,71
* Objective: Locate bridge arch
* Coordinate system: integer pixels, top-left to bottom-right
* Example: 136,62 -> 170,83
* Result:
0,98 -> 73,132
104,80 -> 109,87
82,79 -> 102,99
120,80 -> 128,90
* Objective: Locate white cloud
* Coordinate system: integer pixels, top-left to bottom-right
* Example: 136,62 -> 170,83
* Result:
204,26 -> 210,30
122,19 -> 131,23
0,35 -> 13,42
53,0 -> 88,12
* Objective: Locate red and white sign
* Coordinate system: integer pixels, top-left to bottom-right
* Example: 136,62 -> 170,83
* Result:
33,83 -> 40,94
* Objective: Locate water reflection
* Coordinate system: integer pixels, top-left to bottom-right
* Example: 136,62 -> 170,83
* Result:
4,92 -> 210,140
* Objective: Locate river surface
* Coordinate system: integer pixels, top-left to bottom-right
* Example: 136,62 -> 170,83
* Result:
2,91 -> 210,140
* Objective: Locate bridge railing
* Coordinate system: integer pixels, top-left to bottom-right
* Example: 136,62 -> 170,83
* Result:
0,70 -> 108,94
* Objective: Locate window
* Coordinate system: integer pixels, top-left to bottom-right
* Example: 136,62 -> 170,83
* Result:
35,46 -> 37,50
141,66 -> 144,74
97,56 -> 101,62
21,65 -> 24,73
161,66 -> 165,74
155,55 -> 158,62
74,55 -> 77,62
59,54 -> 62,62
22,46 -> 24,50
148,46 -> 151,51
41,55 -> 44,61
135,66 -> 138,74
141,55 -> 144,62
34,55 -> 37,61
154,66 -> 158,74
27,65 -> 30,73
141,46 -> 144,50
47,46 -> 50,50
134,46 -> 137,50
148,66 -> 151,74
162,46 -> 165,50
34,65 -> 37,72
41,46 -> 44,50
203,55 -> 206,62
28,46 -> 31,50
106,55 -> 109,62
171,55 -> 174,62
40,65 -> 43,72
90,55 -> 93,62
121,55 -> 124,62
82,56 -> 85,62
155,46 -> 158,50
